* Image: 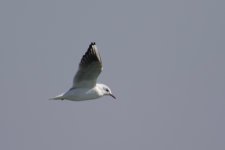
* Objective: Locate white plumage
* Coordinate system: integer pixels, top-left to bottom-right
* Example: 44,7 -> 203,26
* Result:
51,42 -> 116,101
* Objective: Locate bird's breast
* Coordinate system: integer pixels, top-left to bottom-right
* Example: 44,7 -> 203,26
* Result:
63,87 -> 101,101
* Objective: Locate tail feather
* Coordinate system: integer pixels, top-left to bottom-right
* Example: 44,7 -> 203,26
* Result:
49,94 -> 64,100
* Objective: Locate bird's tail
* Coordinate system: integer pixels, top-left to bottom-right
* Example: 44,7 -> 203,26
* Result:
49,93 -> 64,100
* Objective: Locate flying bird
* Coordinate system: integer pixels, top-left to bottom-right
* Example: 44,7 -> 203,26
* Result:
51,42 -> 116,101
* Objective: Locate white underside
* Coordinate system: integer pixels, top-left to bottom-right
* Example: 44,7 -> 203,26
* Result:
51,85 -> 103,101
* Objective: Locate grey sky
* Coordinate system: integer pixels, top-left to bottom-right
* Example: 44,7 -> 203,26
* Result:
1,0 -> 225,150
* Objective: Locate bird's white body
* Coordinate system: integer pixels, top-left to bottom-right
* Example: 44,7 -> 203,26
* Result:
51,42 -> 115,101
52,84 -> 107,101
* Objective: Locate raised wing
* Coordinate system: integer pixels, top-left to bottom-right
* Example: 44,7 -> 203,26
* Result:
72,42 -> 102,88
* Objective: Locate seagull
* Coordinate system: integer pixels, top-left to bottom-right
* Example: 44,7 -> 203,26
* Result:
51,42 -> 116,101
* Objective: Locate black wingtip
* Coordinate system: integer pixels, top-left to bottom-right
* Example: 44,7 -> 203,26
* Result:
90,42 -> 96,45
88,42 -> 96,50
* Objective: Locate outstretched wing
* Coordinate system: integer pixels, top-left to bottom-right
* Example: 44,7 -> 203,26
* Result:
72,42 -> 102,88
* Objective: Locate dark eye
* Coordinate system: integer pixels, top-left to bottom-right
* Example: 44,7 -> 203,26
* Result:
105,88 -> 109,92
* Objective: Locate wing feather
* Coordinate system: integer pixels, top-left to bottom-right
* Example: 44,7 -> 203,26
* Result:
72,42 -> 102,88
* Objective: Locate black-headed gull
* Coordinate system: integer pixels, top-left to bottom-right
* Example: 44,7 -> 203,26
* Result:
51,42 -> 116,101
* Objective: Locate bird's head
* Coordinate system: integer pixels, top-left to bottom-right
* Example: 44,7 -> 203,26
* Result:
99,84 -> 116,99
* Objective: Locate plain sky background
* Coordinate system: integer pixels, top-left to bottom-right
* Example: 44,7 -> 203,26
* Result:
1,0 -> 225,150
